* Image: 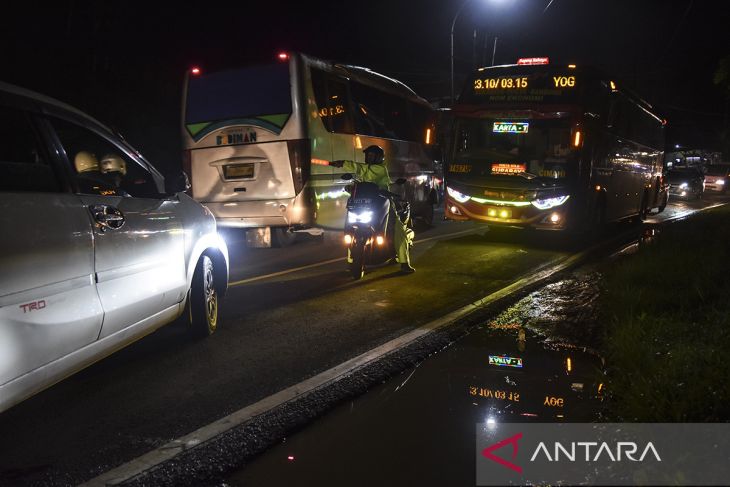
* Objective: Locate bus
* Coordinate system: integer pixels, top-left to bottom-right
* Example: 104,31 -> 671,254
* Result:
444,58 -> 666,234
181,53 -> 438,246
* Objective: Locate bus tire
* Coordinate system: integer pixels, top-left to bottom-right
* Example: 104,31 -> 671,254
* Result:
639,190 -> 649,221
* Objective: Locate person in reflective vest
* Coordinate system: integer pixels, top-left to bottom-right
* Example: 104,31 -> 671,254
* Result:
331,145 -> 416,273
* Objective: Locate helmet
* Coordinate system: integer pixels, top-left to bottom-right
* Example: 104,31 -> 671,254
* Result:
74,151 -> 99,173
100,154 -> 127,176
363,145 -> 385,165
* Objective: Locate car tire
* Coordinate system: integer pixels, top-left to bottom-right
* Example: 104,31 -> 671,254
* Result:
189,254 -> 218,338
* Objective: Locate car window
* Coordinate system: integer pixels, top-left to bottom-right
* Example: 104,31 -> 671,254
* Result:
49,117 -> 162,198
0,105 -> 60,192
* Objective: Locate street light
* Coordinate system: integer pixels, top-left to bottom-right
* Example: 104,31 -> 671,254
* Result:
450,0 -> 504,105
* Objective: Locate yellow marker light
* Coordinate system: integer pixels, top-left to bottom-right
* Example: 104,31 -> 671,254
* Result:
550,213 -> 561,223
573,130 -> 582,147
499,210 -> 509,219
425,128 -> 432,145
595,185 -> 601,191
488,208 -> 497,217
376,235 -> 385,246
568,64 -> 577,69
566,357 -> 572,373
355,136 -> 363,150
344,234 -> 353,245
610,80 -> 617,91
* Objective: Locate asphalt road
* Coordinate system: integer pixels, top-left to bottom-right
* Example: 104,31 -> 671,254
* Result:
0,196 -> 724,486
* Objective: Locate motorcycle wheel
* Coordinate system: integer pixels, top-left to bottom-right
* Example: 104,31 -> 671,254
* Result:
349,241 -> 366,280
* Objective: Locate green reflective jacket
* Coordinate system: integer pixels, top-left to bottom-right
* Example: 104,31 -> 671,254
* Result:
341,161 -> 391,192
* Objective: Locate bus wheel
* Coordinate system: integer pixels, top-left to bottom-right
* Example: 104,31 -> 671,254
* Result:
272,227 -> 297,247
639,191 -> 649,221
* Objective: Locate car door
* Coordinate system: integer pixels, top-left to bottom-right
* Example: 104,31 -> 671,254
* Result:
48,116 -> 188,339
0,104 -> 103,389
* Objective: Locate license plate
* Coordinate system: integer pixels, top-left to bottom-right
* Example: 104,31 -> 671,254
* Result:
224,163 -> 254,179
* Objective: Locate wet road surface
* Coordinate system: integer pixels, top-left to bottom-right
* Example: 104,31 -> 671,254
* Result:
0,197 -> 725,485
228,273 -> 605,487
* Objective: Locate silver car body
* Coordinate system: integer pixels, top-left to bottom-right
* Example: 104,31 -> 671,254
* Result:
0,82 -> 228,413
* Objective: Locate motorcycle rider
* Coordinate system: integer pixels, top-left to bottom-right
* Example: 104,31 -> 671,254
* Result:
330,145 -> 415,273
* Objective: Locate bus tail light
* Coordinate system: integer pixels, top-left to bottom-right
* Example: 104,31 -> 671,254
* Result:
287,139 -> 311,194
573,130 -> 582,147
182,149 -> 193,195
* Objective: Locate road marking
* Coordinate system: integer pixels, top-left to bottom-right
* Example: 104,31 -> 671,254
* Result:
228,227 -> 479,287
85,201 -> 728,485
84,246 -> 590,486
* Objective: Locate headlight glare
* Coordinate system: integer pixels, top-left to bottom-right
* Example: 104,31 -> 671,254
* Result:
348,210 -> 373,223
531,195 -> 570,210
679,182 -> 688,189
447,186 -> 470,203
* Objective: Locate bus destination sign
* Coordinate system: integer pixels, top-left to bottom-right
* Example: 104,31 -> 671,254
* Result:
491,163 -> 526,175
493,122 -> 529,134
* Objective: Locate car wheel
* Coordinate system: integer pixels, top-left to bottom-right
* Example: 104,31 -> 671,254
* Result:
189,255 -> 218,338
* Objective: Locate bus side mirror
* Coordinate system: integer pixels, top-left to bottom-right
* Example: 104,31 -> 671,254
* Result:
165,170 -> 191,194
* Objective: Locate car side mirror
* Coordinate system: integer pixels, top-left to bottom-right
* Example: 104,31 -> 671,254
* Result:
165,170 -> 191,194
342,173 -> 353,181
395,178 -> 407,185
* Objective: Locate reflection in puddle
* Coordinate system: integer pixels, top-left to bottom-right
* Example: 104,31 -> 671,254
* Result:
228,274 -> 606,486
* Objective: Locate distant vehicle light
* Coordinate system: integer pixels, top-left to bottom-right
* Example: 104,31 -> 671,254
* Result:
610,80 -> 617,92
447,186 -> 470,203
191,67 -> 201,75
717,179 -> 725,185
679,182 -> 688,189
517,57 -> 549,65
278,52 -> 289,61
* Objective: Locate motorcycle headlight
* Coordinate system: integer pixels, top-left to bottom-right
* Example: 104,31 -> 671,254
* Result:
679,182 -> 688,189
348,210 -> 373,224
447,186 -> 470,203
531,195 -> 570,210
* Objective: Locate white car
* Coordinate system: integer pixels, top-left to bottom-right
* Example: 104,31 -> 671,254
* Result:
0,81 -> 229,413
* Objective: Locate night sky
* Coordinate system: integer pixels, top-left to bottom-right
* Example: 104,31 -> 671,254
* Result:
2,0 -> 728,172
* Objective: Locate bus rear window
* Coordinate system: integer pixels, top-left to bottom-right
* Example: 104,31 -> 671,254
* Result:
185,63 -> 292,124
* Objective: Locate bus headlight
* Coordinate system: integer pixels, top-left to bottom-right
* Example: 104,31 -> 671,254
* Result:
447,187 -> 470,203
717,179 -> 725,185
348,210 -> 373,223
531,195 -> 570,210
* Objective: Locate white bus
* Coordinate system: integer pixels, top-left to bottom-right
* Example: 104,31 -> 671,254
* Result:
181,52 -> 438,246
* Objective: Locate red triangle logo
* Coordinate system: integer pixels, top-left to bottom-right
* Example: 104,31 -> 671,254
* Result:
481,432 -> 523,473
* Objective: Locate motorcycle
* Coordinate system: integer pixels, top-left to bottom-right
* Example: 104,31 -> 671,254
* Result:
342,173 -> 409,279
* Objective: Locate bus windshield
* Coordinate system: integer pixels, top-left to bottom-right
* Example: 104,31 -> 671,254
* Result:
185,63 -> 292,126
452,116 -> 576,182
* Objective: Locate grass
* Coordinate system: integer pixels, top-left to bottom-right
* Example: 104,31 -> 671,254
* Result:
599,205 -> 730,421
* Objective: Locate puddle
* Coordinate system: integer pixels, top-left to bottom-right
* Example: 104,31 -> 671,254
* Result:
227,274 -> 605,486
